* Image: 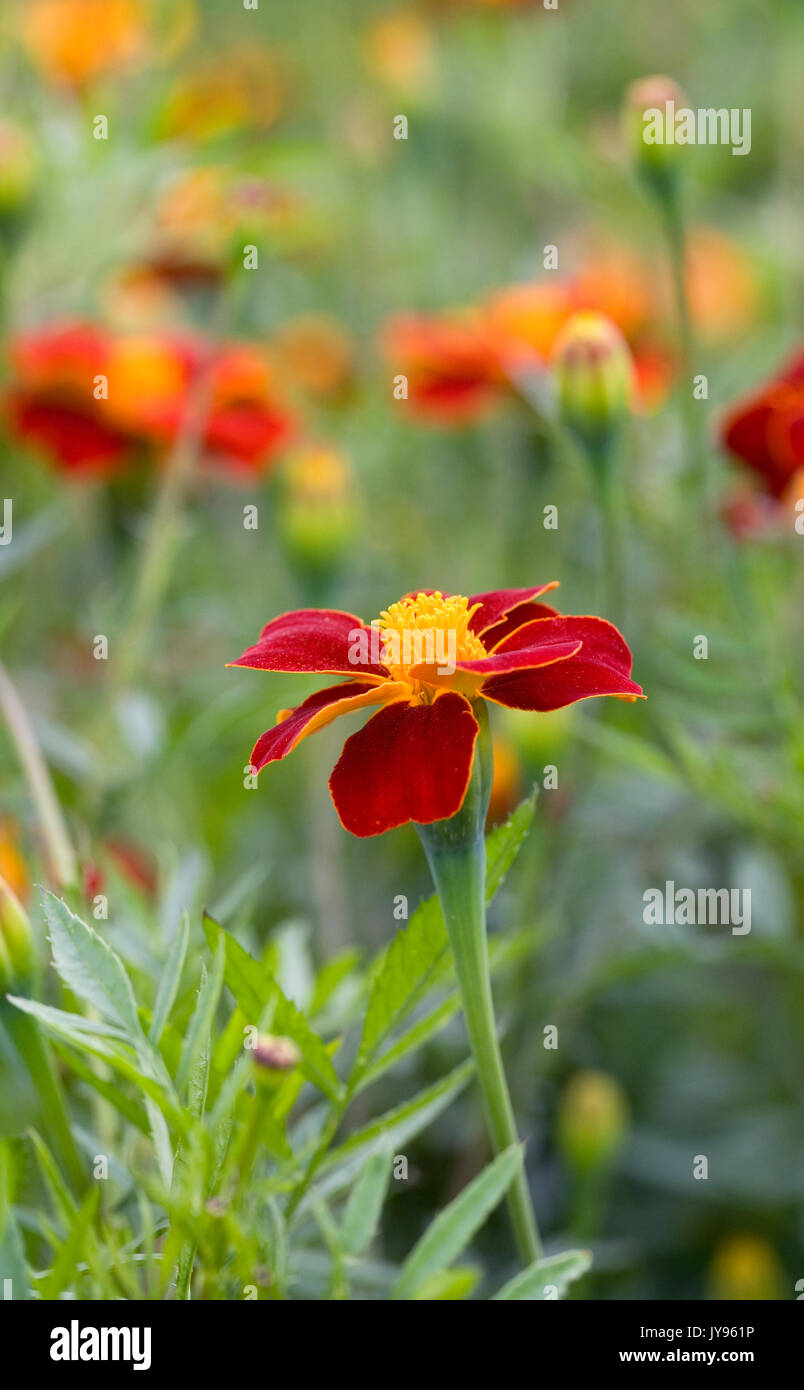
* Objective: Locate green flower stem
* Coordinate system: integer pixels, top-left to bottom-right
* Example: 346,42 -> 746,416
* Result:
116,290 -> 227,691
0,658 -> 77,890
588,438 -> 625,627
416,704 -> 542,1266
659,187 -> 712,510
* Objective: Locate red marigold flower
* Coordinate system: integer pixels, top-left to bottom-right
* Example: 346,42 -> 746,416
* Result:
5,322 -> 295,479
721,350 -> 804,500
5,321 -> 135,475
229,587 -> 643,837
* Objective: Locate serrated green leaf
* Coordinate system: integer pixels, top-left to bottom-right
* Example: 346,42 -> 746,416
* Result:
204,915 -> 342,1100
492,1248 -> 592,1300
313,1060 -> 474,1200
340,1149 -> 392,1257
50,1041 -> 151,1135
391,1144 -> 523,1300
353,800 -> 536,1083
203,912 -> 266,1022
28,1129 -> 77,1229
150,912 -> 190,1045
41,890 -> 140,1037
355,896 -> 448,1073
176,937 -> 225,1096
39,1186 -> 100,1300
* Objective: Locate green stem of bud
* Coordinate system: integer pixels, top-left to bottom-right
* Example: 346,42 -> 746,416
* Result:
415,703 -> 542,1266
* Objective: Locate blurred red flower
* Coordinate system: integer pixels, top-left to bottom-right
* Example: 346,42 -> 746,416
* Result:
721,350 -> 804,500
5,321 -> 295,479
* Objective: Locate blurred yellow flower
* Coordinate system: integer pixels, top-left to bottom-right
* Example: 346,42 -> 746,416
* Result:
0,119 -> 37,214
159,46 -> 282,141
709,1235 -> 784,1301
363,10 -> 436,93
557,1070 -> 629,1174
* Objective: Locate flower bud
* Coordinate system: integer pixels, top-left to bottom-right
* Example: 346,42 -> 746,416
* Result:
709,1235 -> 784,1301
0,872 -> 35,994
552,312 -> 633,450
252,1033 -> 301,1085
557,1070 -> 628,1174
623,75 -> 688,195
277,446 -> 359,578
0,120 -> 37,221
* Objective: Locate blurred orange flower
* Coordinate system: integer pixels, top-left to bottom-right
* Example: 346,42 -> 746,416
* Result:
274,315 -> 355,400
17,0 -> 194,89
0,822 -> 29,902
682,227 -> 761,344
384,310 -> 505,423
486,734 -> 523,828
385,230 -> 760,427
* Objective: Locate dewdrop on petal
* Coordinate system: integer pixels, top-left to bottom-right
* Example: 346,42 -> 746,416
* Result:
623,75 -> 689,194
252,1034 -> 301,1085
552,312 -> 634,451
0,872 -> 35,994
557,1070 -> 629,1174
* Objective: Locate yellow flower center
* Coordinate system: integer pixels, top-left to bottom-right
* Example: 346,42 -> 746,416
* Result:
375,591 -> 487,691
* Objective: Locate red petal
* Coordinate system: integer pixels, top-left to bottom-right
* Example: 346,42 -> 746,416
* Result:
482,601 -> 560,649
482,615 -> 643,711
329,691 -> 478,837
466,584 -> 559,635
453,637 -> 582,677
228,609 -> 388,678
7,395 -> 131,474
205,404 -> 295,472
250,680 -> 407,771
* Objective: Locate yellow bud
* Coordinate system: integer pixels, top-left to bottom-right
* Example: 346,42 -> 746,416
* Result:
252,1034 -> 301,1086
278,446 -> 358,577
623,75 -> 689,192
552,312 -> 634,449
557,1070 -> 629,1174
0,120 -> 37,217
0,872 -> 35,994
709,1235 -> 784,1301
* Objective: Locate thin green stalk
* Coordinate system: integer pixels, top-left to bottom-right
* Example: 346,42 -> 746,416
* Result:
590,441 -> 625,627
0,659 -> 77,889
116,293 -> 227,690
660,190 -> 712,509
416,705 -> 541,1266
